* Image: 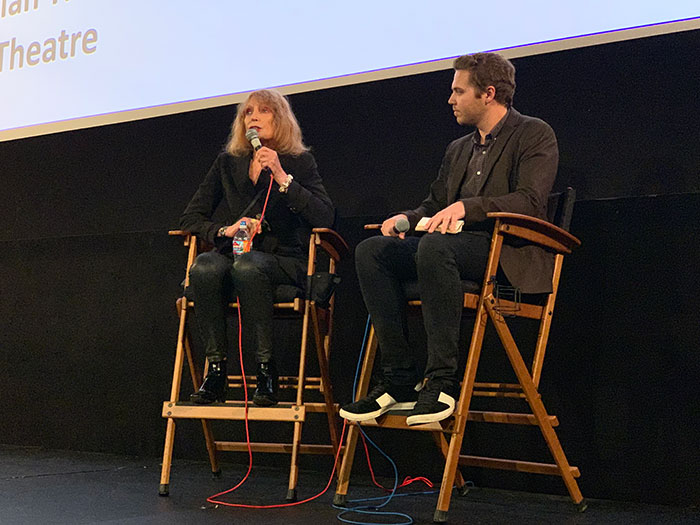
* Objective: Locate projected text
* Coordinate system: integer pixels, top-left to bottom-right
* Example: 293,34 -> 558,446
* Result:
0,0 -> 97,73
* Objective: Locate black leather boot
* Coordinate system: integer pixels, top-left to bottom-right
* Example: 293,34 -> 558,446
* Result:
253,361 -> 278,406
190,360 -> 228,404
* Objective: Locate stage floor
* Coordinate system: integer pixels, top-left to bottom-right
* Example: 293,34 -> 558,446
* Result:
1,445 -> 698,524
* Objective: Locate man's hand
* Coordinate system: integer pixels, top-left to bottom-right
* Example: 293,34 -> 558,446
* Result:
381,214 -> 409,239
425,201 -> 465,234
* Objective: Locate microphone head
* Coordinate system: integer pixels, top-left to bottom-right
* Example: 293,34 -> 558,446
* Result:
245,128 -> 263,150
394,217 -> 410,233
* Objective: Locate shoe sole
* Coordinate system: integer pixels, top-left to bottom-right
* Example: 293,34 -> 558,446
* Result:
405,406 -> 454,426
405,392 -> 456,426
340,401 -> 416,422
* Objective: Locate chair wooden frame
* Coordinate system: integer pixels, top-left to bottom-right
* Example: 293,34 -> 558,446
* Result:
334,200 -> 584,522
160,228 -> 349,501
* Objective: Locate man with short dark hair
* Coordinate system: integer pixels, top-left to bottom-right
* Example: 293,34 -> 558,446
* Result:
340,52 -> 558,425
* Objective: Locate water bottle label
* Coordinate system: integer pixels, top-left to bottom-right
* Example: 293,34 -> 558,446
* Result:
232,239 -> 244,255
232,239 -> 251,255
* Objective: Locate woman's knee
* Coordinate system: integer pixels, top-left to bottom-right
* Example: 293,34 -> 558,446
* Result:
189,252 -> 230,284
231,252 -> 269,285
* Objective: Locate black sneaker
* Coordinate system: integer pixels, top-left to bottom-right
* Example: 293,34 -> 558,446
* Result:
339,382 -> 418,422
405,380 -> 456,426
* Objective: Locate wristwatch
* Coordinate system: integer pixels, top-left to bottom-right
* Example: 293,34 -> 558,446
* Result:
278,174 -> 294,193
217,226 -> 228,237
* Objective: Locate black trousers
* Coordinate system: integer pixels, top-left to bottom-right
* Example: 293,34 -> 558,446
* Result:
187,250 -> 302,363
355,231 -> 493,386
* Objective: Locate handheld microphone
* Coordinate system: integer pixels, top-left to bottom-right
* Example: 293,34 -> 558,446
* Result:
393,217 -> 410,235
245,128 -> 272,177
245,128 -> 263,151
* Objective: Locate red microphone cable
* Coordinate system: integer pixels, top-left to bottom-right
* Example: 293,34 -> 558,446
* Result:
204,171 -> 273,503
359,430 -> 433,492
206,171 -> 350,509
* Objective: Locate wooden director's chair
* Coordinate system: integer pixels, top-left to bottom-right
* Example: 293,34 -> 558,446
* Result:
160,227 -> 349,501
334,188 -> 584,523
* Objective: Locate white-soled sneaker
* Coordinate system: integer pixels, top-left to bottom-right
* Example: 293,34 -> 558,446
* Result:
405,380 -> 456,426
339,382 -> 418,422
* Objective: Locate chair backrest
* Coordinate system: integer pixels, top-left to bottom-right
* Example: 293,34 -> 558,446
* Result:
546,187 -> 576,232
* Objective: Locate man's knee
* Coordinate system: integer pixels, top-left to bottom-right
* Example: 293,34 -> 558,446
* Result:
416,233 -> 453,269
355,236 -> 385,267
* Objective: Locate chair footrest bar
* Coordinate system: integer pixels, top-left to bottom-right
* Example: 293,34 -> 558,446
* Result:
227,376 -> 325,391
458,455 -> 580,477
228,383 -> 323,391
474,382 -> 521,390
303,402 -> 340,413
228,375 -> 323,385
186,300 -> 302,312
473,391 -> 526,398
467,410 -> 558,426
162,402 -> 306,422
352,414 -> 454,432
215,442 -> 341,455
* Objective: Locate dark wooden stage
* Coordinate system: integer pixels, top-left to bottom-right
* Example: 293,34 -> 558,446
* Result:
1,445 -> 697,524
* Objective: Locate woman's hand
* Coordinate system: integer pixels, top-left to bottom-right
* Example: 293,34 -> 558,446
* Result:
254,146 -> 287,185
221,217 -> 258,237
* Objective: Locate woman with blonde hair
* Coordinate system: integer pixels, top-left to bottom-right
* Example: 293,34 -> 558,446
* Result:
180,89 -> 335,406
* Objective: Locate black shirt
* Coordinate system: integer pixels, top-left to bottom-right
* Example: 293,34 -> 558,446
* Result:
460,108 -> 511,199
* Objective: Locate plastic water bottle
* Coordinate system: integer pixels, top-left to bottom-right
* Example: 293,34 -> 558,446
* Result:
232,220 -> 251,258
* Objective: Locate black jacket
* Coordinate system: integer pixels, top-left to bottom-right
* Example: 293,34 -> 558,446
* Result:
403,109 -> 559,293
180,150 -> 335,262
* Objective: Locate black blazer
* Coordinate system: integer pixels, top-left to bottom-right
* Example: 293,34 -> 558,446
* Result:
180,150 -> 335,266
403,109 -> 559,293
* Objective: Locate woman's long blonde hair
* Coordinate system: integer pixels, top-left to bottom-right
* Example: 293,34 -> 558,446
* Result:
226,89 -> 308,156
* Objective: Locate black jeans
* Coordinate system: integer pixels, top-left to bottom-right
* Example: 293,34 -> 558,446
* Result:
355,231 -> 493,386
188,250 -> 301,363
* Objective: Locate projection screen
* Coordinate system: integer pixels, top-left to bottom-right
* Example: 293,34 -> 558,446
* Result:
1,0 -> 698,141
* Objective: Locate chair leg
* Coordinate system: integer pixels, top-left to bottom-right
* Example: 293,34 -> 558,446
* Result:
312,305 -> 340,455
434,300 -> 490,521
486,301 -> 584,504
287,421 -> 303,501
431,431 -> 466,491
159,418 -> 176,496
182,336 -> 220,476
352,327 -> 379,402
333,422 -> 360,506
334,327 -> 379,504
200,420 -> 220,477
286,299 -> 313,501
184,334 -> 200,391
159,300 -> 189,496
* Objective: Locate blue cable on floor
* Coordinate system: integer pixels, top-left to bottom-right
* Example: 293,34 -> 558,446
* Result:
333,316 -> 439,525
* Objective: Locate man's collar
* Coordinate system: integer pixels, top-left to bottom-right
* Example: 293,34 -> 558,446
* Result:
473,107 -> 511,145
